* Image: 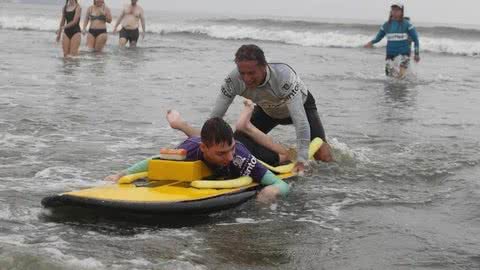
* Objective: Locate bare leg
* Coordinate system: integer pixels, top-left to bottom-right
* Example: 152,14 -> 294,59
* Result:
129,41 -> 137,48
166,110 -> 200,137
62,34 -> 71,57
86,33 -> 95,51
235,99 -> 294,163
69,33 -> 81,56
398,66 -> 407,79
119,37 -> 128,48
94,33 -> 108,52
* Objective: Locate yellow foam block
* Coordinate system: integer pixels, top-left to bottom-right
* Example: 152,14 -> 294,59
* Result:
118,172 -> 148,184
191,176 -> 253,189
147,159 -> 212,181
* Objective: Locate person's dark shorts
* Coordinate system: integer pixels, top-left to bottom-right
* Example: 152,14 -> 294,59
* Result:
119,28 -> 140,43
234,91 -> 326,166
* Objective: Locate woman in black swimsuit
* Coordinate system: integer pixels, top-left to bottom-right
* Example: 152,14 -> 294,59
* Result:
82,0 -> 112,52
56,0 -> 82,57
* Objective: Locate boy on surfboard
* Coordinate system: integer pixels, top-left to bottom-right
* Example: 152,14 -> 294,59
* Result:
106,116 -> 290,204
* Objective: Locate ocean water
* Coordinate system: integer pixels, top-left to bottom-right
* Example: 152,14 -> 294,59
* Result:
1,2 -> 480,269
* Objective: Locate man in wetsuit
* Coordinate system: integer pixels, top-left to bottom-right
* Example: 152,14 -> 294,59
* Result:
105,117 -> 289,204
211,44 -> 333,173
112,0 -> 145,48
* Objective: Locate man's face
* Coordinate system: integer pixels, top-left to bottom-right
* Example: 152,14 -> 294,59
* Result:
95,0 -> 104,6
131,0 -> 137,6
237,60 -> 267,89
200,140 -> 235,167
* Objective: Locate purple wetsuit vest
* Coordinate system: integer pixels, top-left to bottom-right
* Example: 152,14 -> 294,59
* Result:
177,137 -> 267,182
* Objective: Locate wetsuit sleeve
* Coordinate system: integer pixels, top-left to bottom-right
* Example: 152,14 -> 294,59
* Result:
408,23 -> 420,56
210,92 -> 235,118
286,93 -> 310,163
125,157 -> 152,174
260,170 -> 290,196
278,67 -> 311,163
210,72 -> 240,118
371,24 -> 386,44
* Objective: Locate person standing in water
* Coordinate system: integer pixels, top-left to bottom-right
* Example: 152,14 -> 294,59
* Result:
56,0 -> 82,57
112,0 -> 146,48
82,0 -> 112,52
364,1 -> 420,78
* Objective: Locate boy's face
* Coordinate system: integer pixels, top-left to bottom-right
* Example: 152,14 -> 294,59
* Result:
200,140 -> 236,167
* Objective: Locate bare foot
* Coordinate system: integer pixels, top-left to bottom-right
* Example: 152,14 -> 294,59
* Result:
314,143 -> 333,162
166,109 -> 185,130
235,99 -> 255,132
286,147 -> 297,162
278,145 -> 296,164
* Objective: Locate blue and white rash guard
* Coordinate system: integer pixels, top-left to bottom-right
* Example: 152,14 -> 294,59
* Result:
371,19 -> 420,58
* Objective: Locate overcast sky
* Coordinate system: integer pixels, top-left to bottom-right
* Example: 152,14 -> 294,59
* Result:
58,0 -> 479,26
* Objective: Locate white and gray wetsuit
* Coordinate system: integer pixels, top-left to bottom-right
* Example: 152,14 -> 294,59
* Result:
211,63 -> 314,162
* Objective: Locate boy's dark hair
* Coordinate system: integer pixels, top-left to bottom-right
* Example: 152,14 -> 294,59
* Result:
235,44 -> 267,66
201,118 -> 234,147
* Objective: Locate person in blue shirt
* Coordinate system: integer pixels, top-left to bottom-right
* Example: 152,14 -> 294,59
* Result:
365,2 -> 420,78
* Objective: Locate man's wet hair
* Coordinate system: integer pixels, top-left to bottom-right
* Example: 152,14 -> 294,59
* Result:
201,118 -> 234,147
235,44 -> 267,66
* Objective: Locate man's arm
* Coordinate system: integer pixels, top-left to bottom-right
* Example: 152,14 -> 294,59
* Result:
210,75 -> 239,118
140,8 -> 146,38
408,23 -> 420,61
210,92 -> 235,118
371,24 -> 386,44
286,94 -> 310,164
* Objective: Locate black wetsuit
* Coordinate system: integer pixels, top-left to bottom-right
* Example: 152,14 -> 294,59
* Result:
63,7 -> 81,39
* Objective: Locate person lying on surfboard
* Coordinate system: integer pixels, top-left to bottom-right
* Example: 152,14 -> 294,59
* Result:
364,1 -> 420,78
105,116 -> 290,204
210,44 -> 333,175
